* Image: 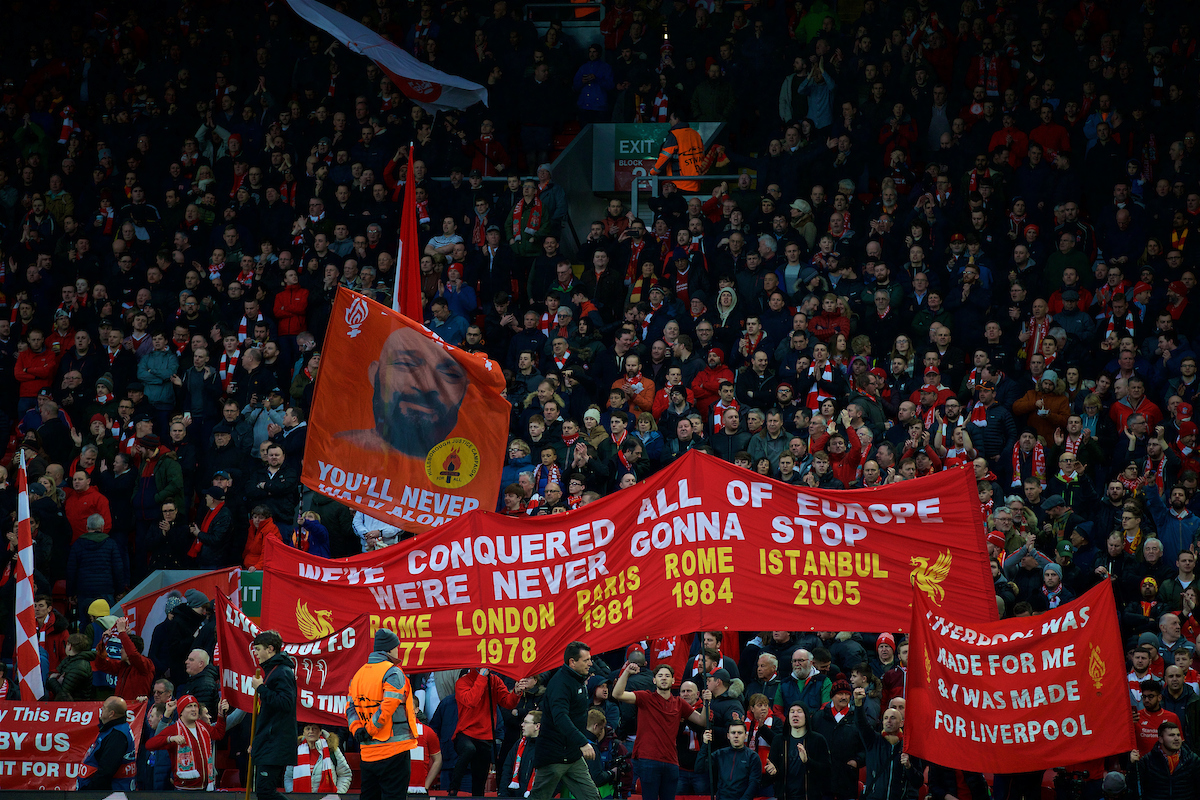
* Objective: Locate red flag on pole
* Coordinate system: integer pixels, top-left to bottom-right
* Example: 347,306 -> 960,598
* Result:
14,451 -> 44,701
393,145 -> 423,319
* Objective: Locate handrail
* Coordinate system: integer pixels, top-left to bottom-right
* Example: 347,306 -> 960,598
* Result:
630,172 -> 747,218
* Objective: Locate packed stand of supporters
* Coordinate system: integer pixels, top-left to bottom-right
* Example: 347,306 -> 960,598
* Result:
0,0 -> 1199,794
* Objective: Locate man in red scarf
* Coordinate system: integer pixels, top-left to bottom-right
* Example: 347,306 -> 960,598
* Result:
611,353 -> 655,412
146,694 -> 229,791
188,487 -> 231,569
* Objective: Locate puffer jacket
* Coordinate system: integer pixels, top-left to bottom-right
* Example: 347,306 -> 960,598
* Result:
66,530 -> 127,599
53,650 -> 96,700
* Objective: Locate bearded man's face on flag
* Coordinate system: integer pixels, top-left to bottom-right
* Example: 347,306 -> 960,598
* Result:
369,328 -> 468,457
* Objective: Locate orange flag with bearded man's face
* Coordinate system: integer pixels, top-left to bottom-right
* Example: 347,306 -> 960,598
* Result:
302,288 -> 508,533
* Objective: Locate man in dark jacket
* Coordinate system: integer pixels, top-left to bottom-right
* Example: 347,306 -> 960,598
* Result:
249,629 -> 297,800
814,680 -> 866,800
66,514 -> 127,625
498,710 -> 541,797
530,641 -> 601,800
77,696 -> 136,790
696,721 -> 761,800
1130,721 -> 1199,800
176,648 -> 220,713
853,687 -> 921,800
243,443 -> 299,537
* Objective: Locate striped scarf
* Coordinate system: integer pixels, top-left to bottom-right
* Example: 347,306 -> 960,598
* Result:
806,362 -> 834,409
508,736 -> 536,796
294,738 -> 338,793
219,351 -> 239,391
1011,442 -> 1045,489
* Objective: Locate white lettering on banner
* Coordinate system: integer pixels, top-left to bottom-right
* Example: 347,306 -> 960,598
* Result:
316,460 -> 479,526
933,711 -> 1093,743
0,732 -> 70,752
367,576 -> 472,610
923,606 -> 1093,649
629,513 -> 745,557
492,553 -> 610,600
770,495 -> 943,545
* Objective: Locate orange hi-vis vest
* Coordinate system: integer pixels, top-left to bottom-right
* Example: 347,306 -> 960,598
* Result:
347,656 -> 420,762
652,125 -> 705,192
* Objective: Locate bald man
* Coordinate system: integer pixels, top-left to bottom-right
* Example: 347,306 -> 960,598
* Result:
78,696 -> 136,790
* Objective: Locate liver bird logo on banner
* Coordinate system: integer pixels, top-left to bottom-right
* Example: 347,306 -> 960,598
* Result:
297,600 -> 335,640
910,550 -> 952,605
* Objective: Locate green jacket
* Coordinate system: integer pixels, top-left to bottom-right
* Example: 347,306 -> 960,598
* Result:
54,651 -> 96,700
152,451 -> 185,509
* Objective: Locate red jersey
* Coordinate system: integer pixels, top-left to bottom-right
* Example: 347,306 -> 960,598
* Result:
407,723 -> 441,793
1135,707 -> 1180,755
632,690 -> 695,764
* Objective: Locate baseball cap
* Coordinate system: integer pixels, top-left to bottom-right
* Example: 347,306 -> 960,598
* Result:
1055,541 -> 1075,558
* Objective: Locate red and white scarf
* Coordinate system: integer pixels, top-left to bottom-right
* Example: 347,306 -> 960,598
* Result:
58,105 -> 77,144
806,362 -> 834,409
1011,442 -> 1046,489
508,736 -> 536,796
208,261 -> 224,281
219,350 -> 239,391
172,722 -> 215,790
1145,456 -> 1168,492
511,197 -> 543,240
238,313 -> 264,343
294,737 -> 338,793
1063,435 -> 1082,455
1105,312 -> 1136,338
1026,316 -> 1050,363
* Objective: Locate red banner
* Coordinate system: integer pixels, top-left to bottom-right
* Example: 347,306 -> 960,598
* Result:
905,580 -> 1136,773
265,452 -> 996,675
117,568 -> 241,646
0,701 -> 145,790
215,597 -> 371,727
302,287 -> 508,535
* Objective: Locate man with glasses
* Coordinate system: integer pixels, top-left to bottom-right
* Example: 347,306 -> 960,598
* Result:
774,649 -> 831,718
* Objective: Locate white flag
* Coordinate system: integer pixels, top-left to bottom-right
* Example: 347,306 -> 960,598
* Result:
286,0 -> 488,113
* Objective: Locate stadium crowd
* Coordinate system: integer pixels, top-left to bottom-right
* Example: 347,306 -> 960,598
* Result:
0,0 -> 1199,796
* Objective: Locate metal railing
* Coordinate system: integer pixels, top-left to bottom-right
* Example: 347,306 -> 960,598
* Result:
630,173 -> 746,218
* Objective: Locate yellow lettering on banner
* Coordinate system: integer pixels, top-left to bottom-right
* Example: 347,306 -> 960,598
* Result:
370,614 -> 433,638
477,637 -> 537,664
791,579 -> 861,606
664,547 -> 734,579
454,604 -> 556,636
575,567 -> 640,612
671,577 -> 734,607
760,549 -> 888,578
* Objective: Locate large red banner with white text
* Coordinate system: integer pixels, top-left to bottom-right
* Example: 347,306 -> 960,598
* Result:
302,287 -> 508,535
905,581 -> 1136,773
264,451 -> 996,675
215,597 -> 371,728
0,702 -> 145,790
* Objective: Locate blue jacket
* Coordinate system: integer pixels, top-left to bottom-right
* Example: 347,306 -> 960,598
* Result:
573,60 -> 614,111
1145,486 -> 1200,564
78,717 -> 136,790
774,671 -> 831,715
67,531 -> 126,601
136,349 -> 180,407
